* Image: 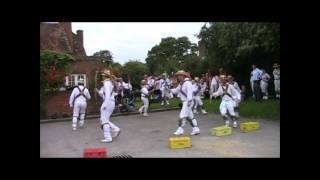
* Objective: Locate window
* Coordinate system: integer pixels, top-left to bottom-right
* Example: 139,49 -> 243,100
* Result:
65,74 -> 87,87
71,75 -> 76,87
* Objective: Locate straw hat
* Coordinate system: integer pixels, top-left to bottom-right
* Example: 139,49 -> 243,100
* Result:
101,69 -> 117,82
101,69 -> 112,77
174,70 -> 190,78
219,75 -> 227,80
140,79 -> 147,85
227,75 -> 233,79
273,63 -> 280,68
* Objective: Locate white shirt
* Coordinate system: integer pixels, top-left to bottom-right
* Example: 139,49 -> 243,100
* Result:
155,79 -> 161,90
228,81 -> 241,94
200,82 -> 207,94
171,79 -> 193,102
159,79 -> 165,91
147,78 -> 155,89
193,83 -> 203,96
141,85 -> 149,97
273,69 -> 280,80
261,73 -> 271,82
212,83 -> 241,102
251,68 -> 263,81
100,80 -> 115,102
210,75 -> 219,91
69,85 -> 91,107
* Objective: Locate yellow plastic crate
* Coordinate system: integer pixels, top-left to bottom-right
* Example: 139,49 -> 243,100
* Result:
240,122 -> 260,132
168,136 -> 192,149
211,126 -> 232,136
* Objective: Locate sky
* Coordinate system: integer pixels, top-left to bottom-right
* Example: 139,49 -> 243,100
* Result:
71,22 -> 205,65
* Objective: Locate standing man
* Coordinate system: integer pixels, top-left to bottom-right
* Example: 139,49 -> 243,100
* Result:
154,76 -> 162,103
69,77 -> 91,131
250,72 -> 255,99
193,77 -> 208,115
250,64 -> 263,101
170,70 -> 200,136
138,80 -> 150,116
273,63 -> 280,99
210,74 -> 219,94
160,73 -> 171,105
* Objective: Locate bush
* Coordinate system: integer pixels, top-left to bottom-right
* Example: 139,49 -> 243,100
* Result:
40,50 -> 74,119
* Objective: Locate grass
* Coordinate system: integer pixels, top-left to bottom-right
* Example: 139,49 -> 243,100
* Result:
204,98 -> 280,120
135,97 -> 280,120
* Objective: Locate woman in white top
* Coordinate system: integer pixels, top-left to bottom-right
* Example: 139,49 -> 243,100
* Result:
260,69 -> 271,100
96,70 -> 121,143
138,80 -> 149,117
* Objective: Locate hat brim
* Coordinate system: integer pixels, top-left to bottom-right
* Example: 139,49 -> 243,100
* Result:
174,72 -> 190,77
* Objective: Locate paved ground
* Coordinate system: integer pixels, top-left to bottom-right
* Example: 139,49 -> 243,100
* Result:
40,110 -> 280,158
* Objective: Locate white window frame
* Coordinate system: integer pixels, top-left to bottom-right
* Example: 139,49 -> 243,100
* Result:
65,74 -> 87,87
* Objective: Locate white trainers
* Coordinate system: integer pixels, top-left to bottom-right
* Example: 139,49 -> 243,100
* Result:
173,127 -> 184,135
166,101 -> 170,105
100,138 -> 112,143
201,109 -> 207,114
79,121 -> 84,128
111,130 -> 121,138
161,102 -> 164,106
143,113 -> 149,117
233,121 -> 238,128
225,120 -> 230,127
190,127 -> 200,135
72,123 -> 77,131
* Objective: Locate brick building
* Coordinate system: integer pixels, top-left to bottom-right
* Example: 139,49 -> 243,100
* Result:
41,22 -> 112,119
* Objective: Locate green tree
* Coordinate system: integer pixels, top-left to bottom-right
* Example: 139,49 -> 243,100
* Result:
93,50 -> 113,64
111,62 -> 122,77
40,50 -> 74,118
198,22 -> 280,87
145,36 -> 199,75
121,60 -> 149,89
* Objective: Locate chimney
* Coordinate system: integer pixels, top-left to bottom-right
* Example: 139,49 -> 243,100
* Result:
75,30 -> 86,56
59,22 -> 73,51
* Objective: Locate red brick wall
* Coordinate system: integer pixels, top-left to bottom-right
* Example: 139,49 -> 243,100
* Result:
40,22 -> 86,56
44,59 -> 109,119
45,91 -> 101,119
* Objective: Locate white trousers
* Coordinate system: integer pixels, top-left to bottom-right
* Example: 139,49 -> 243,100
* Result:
100,100 -> 120,140
219,100 -> 236,117
179,101 -> 194,119
250,80 -> 254,93
260,81 -> 269,95
274,80 -> 280,92
72,101 -> 87,127
139,97 -> 149,115
194,95 -> 203,108
211,83 -> 218,93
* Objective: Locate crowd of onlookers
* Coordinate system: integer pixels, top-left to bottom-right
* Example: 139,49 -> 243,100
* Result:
112,63 -> 280,112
